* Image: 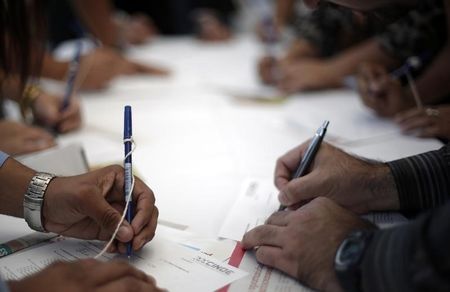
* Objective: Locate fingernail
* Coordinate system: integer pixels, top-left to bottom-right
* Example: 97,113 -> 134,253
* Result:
117,225 -> 131,241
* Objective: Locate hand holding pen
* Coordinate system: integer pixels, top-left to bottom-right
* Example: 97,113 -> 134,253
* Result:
278,121 -> 329,211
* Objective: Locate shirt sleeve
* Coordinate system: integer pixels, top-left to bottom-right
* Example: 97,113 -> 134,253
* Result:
376,0 -> 446,62
0,151 -> 9,168
387,144 -> 450,211
360,201 -> 450,292
0,278 -> 10,292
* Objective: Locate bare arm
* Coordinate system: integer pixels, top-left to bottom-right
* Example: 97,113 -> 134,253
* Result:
71,0 -> 119,47
0,158 -> 35,218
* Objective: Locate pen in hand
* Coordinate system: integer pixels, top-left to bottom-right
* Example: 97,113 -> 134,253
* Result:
278,120 -> 330,211
61,40 -> 82,111
124,105 -> 134,259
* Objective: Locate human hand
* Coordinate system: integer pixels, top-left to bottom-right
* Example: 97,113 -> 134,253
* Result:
32,91 -> 82,133
0,121 -> 55,155
122,14 -> 157,45
357,63 -> 415,117
277,59 -> 342,93
275,141 -> 399,213
395,106 -> 450,140
242,197 -> 376,292
283,39 -> 319,61
43,165 -> 158,254
8,259 -> 164,292
258,56 -> 281,85
78,48 -> 169,90
194,10 -> 231,42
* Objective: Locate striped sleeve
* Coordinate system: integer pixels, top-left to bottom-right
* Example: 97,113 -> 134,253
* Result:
360,201 -> 450,292
387,144 -> 450,210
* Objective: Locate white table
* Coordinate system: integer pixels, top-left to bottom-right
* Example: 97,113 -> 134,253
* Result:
0,34 -> 442,243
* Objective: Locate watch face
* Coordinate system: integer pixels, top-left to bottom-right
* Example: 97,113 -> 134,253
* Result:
335,235 -> 365,268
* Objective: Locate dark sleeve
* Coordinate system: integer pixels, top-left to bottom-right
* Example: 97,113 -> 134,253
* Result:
387,144 -> 450,211
376,0 -> 446,62
293,5 -> 362,57
360,201 -> 450,292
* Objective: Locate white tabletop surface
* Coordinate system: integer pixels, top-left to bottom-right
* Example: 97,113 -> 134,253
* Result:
0,34 -> 443,243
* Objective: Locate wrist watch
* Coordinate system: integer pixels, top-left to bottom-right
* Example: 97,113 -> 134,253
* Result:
23,172 -> 56,232
334,230 -> 373,292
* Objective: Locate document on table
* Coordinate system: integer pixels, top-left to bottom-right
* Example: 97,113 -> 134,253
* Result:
227,249 -> 312,292
219,178 -> 409,242
16,143 -> 88,176
219,178 -> 279,241
0,235 -> 247,292
285,90 -> 400,145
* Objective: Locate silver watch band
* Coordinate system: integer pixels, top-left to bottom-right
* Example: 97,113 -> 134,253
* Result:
24,172 -> 56,232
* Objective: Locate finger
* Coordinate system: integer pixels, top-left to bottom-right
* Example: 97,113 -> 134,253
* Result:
19,138 -> 55,153
416,125 -> 439,138
134,62 -> 170,76
394,108 -> 424,124
133,206 -> 158,251
254,246 -> 291,273
400,116 -> 433,133
265,211 -> 290,226
278,173 -> 320,206
96,275 -> 162,292
88,260 -> 150,286
241,225 -> 284,249
274,142 -> 310,190
82,171 -> 134,242
129,177 -> 156,234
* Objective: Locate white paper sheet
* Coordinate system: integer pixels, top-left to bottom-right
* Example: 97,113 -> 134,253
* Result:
285,90 -> 401,144
219,178 -> 279,241
16,144 -> 89,176
0,235 -> 247,292
228,250 -> 312,292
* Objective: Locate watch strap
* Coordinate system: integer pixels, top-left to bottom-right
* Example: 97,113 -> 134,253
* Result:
23,172 -> 56,232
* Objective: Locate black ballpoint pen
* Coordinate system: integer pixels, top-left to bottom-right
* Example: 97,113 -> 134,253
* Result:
278,120 -> 330,211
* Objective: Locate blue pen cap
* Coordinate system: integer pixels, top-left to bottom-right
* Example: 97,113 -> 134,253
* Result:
124,105 -> 132,139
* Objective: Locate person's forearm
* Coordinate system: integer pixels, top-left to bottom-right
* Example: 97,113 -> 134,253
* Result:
327,38 -> 399,78
387,145 -> 450,211
72,0 -> 119,47
0,158 -> 35,218
275,0 -> 295,29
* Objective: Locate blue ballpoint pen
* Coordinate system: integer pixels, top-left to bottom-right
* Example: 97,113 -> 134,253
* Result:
61,40 -> 82,111
124,106 -> 133,259
278,120 -> 330,211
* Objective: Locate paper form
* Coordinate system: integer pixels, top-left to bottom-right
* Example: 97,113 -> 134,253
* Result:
219,178 -> 279,241
285,90 -> 400,144
219,178 -> 410,242
0,235 -> 247,292
227,248 -> 312,292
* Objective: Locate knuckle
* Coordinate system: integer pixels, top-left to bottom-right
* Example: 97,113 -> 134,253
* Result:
101,208 -> 120,228
123,277 -> 141,292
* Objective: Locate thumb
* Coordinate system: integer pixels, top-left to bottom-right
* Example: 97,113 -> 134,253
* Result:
278,174 -> 318,206
84,171 -> 134,242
